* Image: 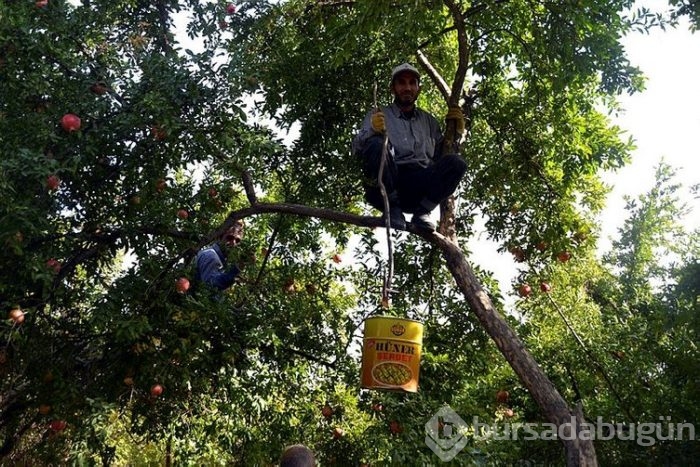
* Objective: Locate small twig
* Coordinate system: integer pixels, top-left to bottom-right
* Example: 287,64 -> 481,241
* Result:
564,363 -> 583,402
546,294 -> 634,420
278,345 -> 336,369
252,215 -> 283,289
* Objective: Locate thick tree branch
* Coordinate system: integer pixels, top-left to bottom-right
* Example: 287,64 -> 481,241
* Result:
443,0 -> 470,107
438,234 -> 598,466
242,169 -> 258,205
416,50 -> 450,102
224,202 -> 389,232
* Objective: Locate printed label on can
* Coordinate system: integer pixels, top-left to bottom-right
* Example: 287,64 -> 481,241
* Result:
360,317 -> 423,393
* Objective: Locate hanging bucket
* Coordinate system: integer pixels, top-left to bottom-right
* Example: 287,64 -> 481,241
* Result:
360,316 -> 424,393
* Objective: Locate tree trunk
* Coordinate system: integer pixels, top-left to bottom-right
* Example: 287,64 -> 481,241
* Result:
432,233 -> 598,466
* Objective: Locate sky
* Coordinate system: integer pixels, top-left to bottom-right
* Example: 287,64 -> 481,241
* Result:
602,19 -> 700,237
467,14 -> 700,300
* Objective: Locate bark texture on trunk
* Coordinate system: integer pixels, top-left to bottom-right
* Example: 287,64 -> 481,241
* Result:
434,233 -> 598,466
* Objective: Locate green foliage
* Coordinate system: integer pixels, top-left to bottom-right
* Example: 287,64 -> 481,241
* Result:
668,0 -> 700,30
1,0 -> 697,465
513,164 -> 700,464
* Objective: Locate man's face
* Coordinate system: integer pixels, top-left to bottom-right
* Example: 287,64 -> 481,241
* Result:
391,71 -> 420,108
223,222 -> 244,247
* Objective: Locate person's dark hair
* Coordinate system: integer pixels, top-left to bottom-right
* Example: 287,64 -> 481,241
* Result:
221,219 -> 244,243
279,444 -> 316,467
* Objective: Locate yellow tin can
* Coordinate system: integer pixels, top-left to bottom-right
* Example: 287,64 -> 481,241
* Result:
360,316 -> 424,393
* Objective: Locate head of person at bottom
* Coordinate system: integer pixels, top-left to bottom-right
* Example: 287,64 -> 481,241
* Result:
279,444 -> 316,467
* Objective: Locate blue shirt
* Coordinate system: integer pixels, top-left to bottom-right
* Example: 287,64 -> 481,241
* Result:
194,243 -> 240,291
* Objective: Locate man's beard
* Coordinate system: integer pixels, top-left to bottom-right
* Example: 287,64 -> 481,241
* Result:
394,93 -> 416,108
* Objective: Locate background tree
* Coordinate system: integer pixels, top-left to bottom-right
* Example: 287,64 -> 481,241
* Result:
0,0 -> 697,465
505,163 -> 699,464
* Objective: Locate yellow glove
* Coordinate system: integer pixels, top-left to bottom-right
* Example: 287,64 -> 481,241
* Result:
445,107 -> 465,135
371,111 -> 386,134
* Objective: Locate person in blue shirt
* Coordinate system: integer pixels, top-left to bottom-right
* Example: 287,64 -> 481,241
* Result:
194,220 -> 244,292
352,63 -> 467,231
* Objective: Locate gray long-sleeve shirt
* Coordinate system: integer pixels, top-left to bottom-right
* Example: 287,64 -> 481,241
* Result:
352,103 -> 444,168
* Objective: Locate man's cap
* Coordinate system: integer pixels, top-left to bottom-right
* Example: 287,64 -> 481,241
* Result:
391,63 -> 420,81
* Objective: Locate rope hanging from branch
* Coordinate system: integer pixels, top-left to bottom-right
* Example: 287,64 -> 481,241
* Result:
374,82 -> 395,309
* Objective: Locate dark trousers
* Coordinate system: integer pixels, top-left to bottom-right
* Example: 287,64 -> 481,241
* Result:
360,135 -> 467,213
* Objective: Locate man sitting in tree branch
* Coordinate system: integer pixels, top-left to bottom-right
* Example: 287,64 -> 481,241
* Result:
352,63 -> 467,231
194,220 -> 244,293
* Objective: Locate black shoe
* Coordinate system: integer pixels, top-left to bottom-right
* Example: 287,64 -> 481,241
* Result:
387,206 -> 406,230
411,212 -> 435,231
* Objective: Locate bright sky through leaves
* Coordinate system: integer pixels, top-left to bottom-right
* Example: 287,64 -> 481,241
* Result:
469,14 -> 700,304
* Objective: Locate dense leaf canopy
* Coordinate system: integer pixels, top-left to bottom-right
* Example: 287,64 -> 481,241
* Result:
0,0 -> 697,464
